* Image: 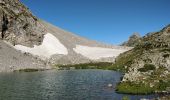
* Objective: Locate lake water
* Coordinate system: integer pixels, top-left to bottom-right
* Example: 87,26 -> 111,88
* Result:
0,69 -> 157,100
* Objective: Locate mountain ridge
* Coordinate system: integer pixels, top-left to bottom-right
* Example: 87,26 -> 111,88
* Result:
0,0 -> 130,72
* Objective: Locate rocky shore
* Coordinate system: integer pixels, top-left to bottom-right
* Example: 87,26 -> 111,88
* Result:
110,25 -> 170,94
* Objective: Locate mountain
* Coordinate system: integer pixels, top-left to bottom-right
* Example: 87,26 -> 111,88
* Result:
113,25 -> 170,94
121,32 -> 141,47
0,0 -> 130,72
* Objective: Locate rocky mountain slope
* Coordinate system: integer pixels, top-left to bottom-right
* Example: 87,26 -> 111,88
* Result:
0,0 -> 130,72
0,0 -> 46,46
121,33 -> 141,47
113,25 -> 170,94
0,40 -> 47,72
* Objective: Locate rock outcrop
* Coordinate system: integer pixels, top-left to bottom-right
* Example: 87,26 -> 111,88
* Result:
114,24 -> 170,93
0,0 -> 46,47
121,32 -> 141,47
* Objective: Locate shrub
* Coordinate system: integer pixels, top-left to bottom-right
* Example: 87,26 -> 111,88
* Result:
138,64 -> 156,72
163,54 -> 169,58
158,80 -> 167,90
14,69 -> 39,72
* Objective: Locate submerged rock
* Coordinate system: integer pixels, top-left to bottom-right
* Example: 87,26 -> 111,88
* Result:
108,84 -> 113,87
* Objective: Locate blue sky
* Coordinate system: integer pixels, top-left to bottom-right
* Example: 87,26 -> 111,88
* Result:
21,0 -> 170,45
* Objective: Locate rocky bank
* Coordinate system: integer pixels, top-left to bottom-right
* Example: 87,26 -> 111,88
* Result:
114,25 -> 170,94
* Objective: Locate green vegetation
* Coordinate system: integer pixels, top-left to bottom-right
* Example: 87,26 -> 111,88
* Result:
106,49 -> 144,72
55,62 -> 113,70
116,82 -> 155,94
149,67 -> 170,91
138,64 -> 156,72
107,64 -> 126,72
14,68 -> 44,72
157,80 -> 170,91
116,66 -> 170,95
116,80 -> 170,95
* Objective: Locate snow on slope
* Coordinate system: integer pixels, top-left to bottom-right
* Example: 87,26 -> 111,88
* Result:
12,32 -> 129,61
14,33 -> 68,59
73,45 -> 127,60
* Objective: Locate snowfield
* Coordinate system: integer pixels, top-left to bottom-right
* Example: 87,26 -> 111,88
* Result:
73,45 -> 127,60
12,33 -> 128,60
14,33 -> 68,59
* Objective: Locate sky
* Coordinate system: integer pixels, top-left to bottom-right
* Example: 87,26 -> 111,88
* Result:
20,0 -> 170,45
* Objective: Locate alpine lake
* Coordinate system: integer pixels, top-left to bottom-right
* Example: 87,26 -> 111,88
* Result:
0,69 -> 158,100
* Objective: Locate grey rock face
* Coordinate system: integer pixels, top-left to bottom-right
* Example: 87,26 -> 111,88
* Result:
0,0 -> 46,47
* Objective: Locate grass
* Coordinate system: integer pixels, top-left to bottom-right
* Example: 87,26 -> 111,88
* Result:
116,82 -> 155,94
149,67 -> 170,92
14,68 -> 44,72
55,62 -> 113,70
116,66 -> 170,95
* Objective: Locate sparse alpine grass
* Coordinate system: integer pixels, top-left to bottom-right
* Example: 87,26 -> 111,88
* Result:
55,62 -> 114,70
116,66 -> 170,95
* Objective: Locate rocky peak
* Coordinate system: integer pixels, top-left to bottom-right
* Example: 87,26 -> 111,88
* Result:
130,32 -> 140,39
161,24 -> 170,34
0,0 -> 46,47
121,32 -> 141,47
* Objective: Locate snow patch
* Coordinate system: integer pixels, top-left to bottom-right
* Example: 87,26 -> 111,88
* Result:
73,45 -> 127,60
14,33 -> 68,59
